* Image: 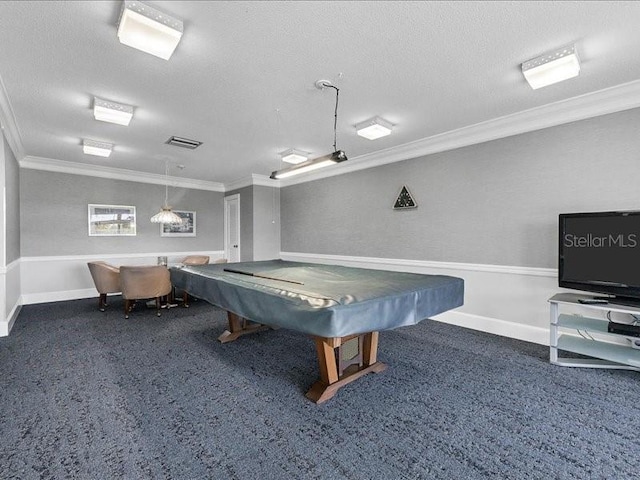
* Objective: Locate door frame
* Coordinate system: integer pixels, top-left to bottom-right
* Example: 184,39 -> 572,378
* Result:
224,194 -> 240,262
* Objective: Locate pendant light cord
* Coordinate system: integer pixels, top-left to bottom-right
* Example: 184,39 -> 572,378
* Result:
325,85 -> 340,152
164,160 -> 170,206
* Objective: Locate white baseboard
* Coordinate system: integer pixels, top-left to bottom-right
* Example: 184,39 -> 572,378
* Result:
434,310 -> 548,346
281,251 -> 556,346
21,288 -> 97,306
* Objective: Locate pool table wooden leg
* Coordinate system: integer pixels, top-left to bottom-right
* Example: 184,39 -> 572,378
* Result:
218,311 -> 272,343
306,332 -> 387,404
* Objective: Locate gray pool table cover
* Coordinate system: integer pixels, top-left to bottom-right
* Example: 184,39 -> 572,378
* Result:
170,260 -> 464,338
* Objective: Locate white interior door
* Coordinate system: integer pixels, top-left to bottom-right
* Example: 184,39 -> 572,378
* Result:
224,194 -> 240,262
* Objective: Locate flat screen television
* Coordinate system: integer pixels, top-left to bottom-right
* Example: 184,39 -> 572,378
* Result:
559,210 -> 640,305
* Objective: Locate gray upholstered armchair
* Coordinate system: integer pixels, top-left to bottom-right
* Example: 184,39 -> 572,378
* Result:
87,261 -> 121,311
120,265 -> 172,319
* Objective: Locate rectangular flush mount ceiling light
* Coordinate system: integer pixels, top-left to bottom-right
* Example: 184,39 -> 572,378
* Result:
280,148 -> 309,164
83,139 -> 113,157
93,97 -> 134,126
117,0 -> 183,60
355,116 -> 393,140
522,44 -> 580,90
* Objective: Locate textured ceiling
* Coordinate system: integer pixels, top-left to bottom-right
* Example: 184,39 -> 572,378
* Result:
1,1 -> 640,184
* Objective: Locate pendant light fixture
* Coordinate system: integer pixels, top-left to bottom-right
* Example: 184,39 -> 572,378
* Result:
270,79 -> 348,180
150,160 -> 183,224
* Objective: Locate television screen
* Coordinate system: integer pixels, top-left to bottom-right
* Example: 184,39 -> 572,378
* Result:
559,211 -> 640,300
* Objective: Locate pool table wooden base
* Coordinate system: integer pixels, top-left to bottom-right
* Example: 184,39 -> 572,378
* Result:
306,333 -> 387,404
218,312 -> 273,343
218,311 -> 387,403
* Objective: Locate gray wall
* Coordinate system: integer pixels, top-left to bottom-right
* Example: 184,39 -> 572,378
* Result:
4,135 -> 20,263
21,170 -> 224,256
282,108 -> 640,269
226,186 -> 253,261
225,185 -> 281,262
253,185 -> 280,260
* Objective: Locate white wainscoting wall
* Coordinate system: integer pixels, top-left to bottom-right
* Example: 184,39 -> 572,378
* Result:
280,251 -> 560,346
12,250 -> 563,345
1,259 -> 21,336
19,251 -> 225,306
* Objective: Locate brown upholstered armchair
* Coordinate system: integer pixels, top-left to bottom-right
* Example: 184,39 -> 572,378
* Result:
87,261 -> 121,311
178,257 -> 227,307
181,255 -> 210,265
120,266 -> 172,319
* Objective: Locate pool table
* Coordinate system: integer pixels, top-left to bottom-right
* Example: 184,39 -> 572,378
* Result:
170,260 -> 464,403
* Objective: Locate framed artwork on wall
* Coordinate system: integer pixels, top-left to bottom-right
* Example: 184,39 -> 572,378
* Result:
88,204 -> 137,236
160,210 -> 196,237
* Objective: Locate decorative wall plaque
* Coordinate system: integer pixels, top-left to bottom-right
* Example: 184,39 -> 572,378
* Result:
393,186 -> 417,210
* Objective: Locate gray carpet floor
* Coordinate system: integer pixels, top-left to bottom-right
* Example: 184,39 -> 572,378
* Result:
2,297 -> 640,479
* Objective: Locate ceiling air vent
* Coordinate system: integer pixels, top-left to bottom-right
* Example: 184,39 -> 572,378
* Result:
165,136 -> 203,150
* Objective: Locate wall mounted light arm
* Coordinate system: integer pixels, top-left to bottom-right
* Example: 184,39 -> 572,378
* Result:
270,79 -> 348,180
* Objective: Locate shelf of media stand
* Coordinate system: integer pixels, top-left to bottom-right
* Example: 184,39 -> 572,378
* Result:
549,293 -> 640,372
557,334 -> 640,368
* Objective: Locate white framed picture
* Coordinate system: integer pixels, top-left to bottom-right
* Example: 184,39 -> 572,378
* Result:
88,204 -> 136,236
160,210 -> 196,237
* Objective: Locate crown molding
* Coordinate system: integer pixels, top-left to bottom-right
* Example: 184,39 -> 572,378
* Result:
279,79 -> 640,187
20,155 -> 225,192
11,79 -> 640,191
224,174 -> 279,192
0,73 -> 25,160
252,173 -> 279,188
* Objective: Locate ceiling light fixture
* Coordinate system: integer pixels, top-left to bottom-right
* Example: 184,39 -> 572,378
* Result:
117,0 -> 184,60
93,97 -> 134,126
150,160 -> 183,224
280,148 -> 309,164
522,44 -> 580,90
83,139 -> 113,157
271,80 -> 348,180
355,116 -> 393,140
272,151 -> 347,179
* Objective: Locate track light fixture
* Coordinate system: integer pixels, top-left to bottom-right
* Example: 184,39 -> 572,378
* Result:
271,79 -> 348,180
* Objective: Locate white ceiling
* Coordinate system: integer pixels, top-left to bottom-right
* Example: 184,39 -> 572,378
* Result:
1,1 -> 640,186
